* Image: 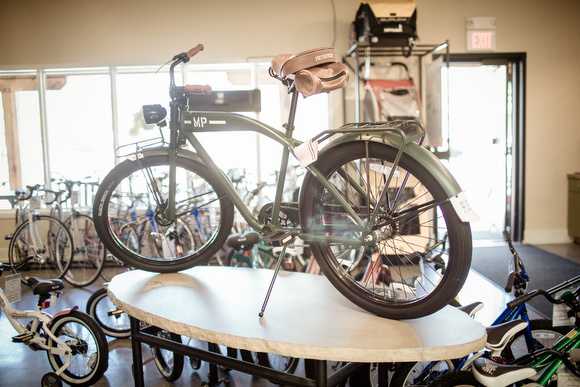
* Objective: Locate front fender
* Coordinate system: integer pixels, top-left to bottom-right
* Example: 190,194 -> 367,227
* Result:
124,146 -> 204,165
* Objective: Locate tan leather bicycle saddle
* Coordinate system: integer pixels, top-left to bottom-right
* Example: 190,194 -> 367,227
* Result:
271,47 -> 349,97
272,47 -> 337,77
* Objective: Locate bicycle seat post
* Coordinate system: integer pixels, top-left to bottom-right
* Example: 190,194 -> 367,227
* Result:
268,88 -> 299,229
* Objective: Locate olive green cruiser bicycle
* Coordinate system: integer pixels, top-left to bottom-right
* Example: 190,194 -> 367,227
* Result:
93,44 -> 478,320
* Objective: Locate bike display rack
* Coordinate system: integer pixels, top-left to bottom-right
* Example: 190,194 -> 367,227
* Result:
108,266 -> 487,387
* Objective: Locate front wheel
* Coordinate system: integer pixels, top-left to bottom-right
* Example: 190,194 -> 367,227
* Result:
93,154 -> 235,273
151,329 -> 184,382
63,213 -> 105,287
46,310 -> 109,386
300,141 -> 472,319
9,215 -> 74,283
86,287 -> 131,338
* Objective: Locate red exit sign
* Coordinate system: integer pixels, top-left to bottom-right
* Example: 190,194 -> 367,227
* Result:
466,17 -> 496,51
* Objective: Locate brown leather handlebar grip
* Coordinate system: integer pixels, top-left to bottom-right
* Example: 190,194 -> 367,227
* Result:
184,84 -> 212,95
185,44 -> 204,59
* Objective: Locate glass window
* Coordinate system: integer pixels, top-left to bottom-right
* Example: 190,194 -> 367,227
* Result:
115,69 -> 171,150
44,72 -> 114,182
16,90 -> 43,188
0,62 -> 331,207
0,92 -> 8,194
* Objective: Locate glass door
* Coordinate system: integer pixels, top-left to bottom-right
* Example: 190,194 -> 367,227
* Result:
441,53 -> 525,242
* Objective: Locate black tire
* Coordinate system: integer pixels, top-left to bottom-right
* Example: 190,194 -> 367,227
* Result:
46,310 -> 109,386
86,287 -> 131,338
9,215 -> 74,283
63,212 -> 105,287
430,370 -> 481,387
502,318 -> 570,361
390,360 -> 456,387
151,330 -> 184,382
93,154 -> 234,273
300,141 -> 472,319
41,372 -> 63,387
256,352 -> 299,374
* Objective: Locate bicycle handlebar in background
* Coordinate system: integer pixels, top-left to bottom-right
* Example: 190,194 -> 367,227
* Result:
185,44 -> 204,59
184,84 -> 212,95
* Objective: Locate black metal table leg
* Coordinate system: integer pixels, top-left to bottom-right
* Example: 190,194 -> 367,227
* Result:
314,359 -> 328,387
378,363 -> 389,387
130,317 -> 144,387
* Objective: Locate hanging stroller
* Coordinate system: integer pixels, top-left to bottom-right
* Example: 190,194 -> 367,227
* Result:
362,62 -> 423,125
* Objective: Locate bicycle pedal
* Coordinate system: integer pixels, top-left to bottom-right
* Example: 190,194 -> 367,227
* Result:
12,332 -> 35,343
263,230 -> 295,247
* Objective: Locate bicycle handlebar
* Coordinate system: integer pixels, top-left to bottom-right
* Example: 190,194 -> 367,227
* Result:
184,84 -> 212,95
185,44 -> 204,59
507,286 -> 580,311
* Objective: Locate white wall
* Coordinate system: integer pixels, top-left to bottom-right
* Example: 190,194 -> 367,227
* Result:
1,0 -> 579,244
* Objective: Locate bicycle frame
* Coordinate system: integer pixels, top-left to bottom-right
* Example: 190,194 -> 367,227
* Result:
136,90 -> 468,250
529,327 -> 580,385
123,48 -> 475,250
0,285 -> 72,374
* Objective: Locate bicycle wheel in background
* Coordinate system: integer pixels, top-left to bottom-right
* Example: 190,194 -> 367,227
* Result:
390,360 -> 456,387
100,222 -> 137,281
430,371 -> 480,387
93,155 -> 234,273
8,215 -> 74,283
86,287 -> 131,338
300,141 -> 473,320
257,352 -> 299,375
63,212 -> 105,287
151,329 -> 184,382
46,310 -> 109,386
502,319 -> 570,360
137,217 -> 196,261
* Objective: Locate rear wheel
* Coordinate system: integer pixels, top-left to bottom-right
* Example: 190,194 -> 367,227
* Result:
63,212 -> 105,287
9,215 -> 73,283
300,141 -> 472,319
502,319 -> 570,360
151,330 -> 184,382
46,310 -> 109,386
93,154 -> 234,272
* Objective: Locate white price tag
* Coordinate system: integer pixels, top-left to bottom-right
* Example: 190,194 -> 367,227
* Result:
295,139 -> 318,168
5,273 -> 22,303
557,365 -> 580,386
450,191 -> 480,222
553,288 -> 576,327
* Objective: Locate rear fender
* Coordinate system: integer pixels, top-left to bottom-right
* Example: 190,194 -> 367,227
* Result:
300,133 -> 478,222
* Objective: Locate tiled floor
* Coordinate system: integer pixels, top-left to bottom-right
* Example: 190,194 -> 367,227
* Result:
0,242 -> 577,386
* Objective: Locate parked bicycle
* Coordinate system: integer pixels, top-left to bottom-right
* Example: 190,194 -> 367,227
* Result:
6,185 -> 74,283
0,262 -> 108,386
85,283 -> 189,382
93,44 -> 478,319
431,281 -> 580,387
368,230 -> 578,387
48,180 -> 106,287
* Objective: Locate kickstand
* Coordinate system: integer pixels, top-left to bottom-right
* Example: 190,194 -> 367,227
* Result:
259,245 -> 287,318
